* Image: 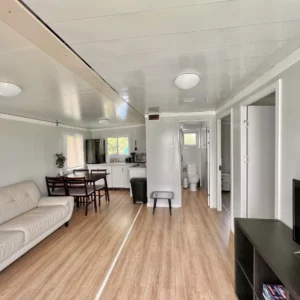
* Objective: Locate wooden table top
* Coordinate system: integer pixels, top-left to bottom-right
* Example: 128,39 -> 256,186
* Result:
65,173 -> 110,182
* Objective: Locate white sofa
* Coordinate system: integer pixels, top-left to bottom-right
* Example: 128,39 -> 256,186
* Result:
0,180 -> 74,271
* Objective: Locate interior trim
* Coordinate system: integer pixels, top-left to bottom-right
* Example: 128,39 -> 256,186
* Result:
0,112 -> 89,131
217,46 -> 300,114
91,124 -> 145,132
145,111 -> 216,118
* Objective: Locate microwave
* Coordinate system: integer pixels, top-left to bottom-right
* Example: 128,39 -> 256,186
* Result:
135,153 -> 146,163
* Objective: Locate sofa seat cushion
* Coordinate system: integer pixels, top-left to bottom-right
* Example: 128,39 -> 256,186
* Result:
0,206 -> 69,245
0,231 -> 25,264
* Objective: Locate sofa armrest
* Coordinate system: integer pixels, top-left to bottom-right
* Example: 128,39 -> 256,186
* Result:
38,196 -> 74,207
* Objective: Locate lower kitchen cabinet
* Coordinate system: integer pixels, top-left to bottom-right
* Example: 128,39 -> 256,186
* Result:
112,166 -> 126,188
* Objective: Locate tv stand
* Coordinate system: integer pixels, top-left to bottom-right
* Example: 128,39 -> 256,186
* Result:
235,219 -> 300,300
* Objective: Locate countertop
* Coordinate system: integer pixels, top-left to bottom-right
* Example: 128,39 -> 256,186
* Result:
87,163 -> 146,167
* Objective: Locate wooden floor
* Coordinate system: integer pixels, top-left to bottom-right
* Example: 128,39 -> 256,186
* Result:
222,191 -> 231,215
0,189 -> 236,300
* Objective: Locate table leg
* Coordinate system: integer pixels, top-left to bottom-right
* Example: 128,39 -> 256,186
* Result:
153,198 -> 157,215
104,176 -> 110,202
168,199 -> 172,216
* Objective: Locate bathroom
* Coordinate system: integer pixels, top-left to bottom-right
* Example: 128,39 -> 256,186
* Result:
180,122 -> 209,193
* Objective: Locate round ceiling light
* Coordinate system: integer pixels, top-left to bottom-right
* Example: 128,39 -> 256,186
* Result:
98,118 -> 109,125
0,82 -> 22,97
174,73 -> 200,90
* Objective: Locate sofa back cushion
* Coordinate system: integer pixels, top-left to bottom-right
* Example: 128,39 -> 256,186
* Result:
0,181 -> 41,224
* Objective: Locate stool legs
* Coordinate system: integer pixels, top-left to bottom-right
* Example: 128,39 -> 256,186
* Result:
153,198 -> 157,215
168,199 -> 172,216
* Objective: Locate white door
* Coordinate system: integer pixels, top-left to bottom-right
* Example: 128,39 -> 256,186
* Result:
247,106 -> 275,218
112,166 -> 125,188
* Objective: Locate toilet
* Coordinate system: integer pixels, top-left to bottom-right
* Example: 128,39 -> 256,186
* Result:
187,164 -> 200,192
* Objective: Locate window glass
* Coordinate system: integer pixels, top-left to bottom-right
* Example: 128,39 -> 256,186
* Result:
184,133 -> 197,146
107,137 -> 129,155
64,133 -> 84,169
118,137 -> 129,155
107,137 -> 118,155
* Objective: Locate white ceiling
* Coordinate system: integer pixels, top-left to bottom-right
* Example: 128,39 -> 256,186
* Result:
1,0 -> 300,127
0,19 -> 143,128
22,0 -> 300,114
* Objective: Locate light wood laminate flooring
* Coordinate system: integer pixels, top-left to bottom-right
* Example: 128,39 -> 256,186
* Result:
0,189 -> 236,300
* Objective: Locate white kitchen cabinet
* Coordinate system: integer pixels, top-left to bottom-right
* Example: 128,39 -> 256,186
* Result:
112,166 -> 125,188
123,166 -> 130,188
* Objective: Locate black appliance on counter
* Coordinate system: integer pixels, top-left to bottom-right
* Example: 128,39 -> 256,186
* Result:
130,152 -> 136,163
85,139 -> 106,164
125,157 -> 132,163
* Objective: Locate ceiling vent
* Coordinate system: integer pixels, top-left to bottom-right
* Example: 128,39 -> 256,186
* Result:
148,106 -> 160,121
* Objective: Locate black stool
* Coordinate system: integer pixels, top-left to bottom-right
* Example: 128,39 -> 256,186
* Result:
150,191 -> 174,216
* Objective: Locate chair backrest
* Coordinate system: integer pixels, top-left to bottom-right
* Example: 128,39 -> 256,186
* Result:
0,180 -> 41,225
65,177 -> 89,196
91,169 -> 107,174
45,176 -> 67,196
73,169 -> 89,174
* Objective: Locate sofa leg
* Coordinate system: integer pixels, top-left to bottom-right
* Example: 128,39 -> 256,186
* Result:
64,222 -> 69,228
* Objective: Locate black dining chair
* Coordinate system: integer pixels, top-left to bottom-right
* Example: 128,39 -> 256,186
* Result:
73,169 -> 89,174
65,177 -> 97,216
45,176 -> 67,197
91,169 -> 109,206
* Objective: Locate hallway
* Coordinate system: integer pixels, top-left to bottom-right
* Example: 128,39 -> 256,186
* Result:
101,189 -> 236,299
0,190 -> 235,300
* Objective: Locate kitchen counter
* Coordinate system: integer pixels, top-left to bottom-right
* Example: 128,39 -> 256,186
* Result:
129,164 -> 146,169
94,162 -> 135,166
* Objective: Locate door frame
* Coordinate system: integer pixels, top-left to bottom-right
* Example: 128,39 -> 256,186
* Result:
175,117 -> 216,208
216,108 -> 234,231
240,80 -> 282,219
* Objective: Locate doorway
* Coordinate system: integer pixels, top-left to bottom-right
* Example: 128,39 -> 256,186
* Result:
221,115 -> 231,215
217,111 -> 234,231
241,80 -> 282,220
245,93 -> 276,218
178,121 -> 210,203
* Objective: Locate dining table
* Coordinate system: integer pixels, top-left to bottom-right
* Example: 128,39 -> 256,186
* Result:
65,172 -> 110,201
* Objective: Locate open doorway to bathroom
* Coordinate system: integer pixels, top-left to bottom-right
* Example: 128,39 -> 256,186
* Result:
217,110 -> 234,231
221,115 -> 231,215
179,121 -> 210,198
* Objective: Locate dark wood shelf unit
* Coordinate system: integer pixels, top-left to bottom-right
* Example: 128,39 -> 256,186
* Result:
235,219 -> 300,300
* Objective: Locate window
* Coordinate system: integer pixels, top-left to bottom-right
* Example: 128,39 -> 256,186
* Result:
64,133 -> 84,169
107,137 -> 129,155
183,131 -> 199,147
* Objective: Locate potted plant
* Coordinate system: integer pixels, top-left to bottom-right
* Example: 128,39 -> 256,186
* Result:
55,153 -> 66,176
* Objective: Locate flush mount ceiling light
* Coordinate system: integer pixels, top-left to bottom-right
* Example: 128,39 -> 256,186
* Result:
174,73 -> 200,90
0,82 -> 22,97
183,98 -> 195,103
98,118 -> 109,125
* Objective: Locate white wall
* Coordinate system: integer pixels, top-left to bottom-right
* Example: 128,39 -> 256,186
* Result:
217,51 -> 300,228
221,121 -> 231,174
146,114 -> 216,208
91,125 -> 146,161
0,118 -> 91,195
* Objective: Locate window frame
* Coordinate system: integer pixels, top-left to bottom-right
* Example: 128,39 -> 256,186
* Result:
63,132 -> 85,170
107,136 -> 130,156
182,130 -> 200,148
